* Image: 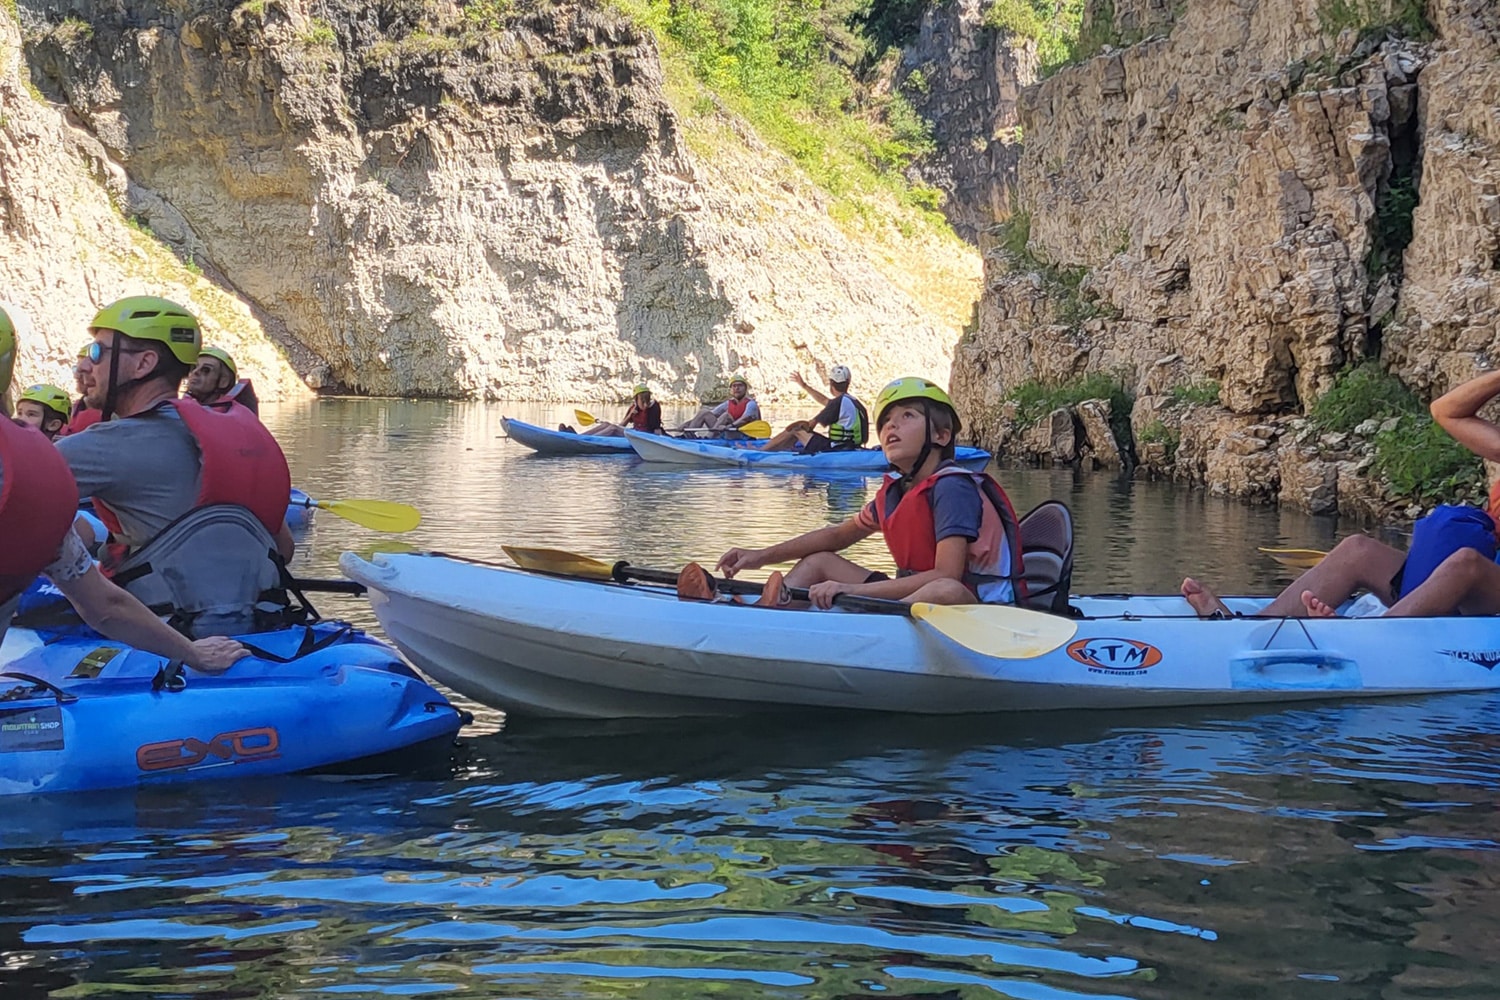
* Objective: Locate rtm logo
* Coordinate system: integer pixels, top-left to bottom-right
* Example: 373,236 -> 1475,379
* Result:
1066,638 -> 1163,673
136,727 -> 281,772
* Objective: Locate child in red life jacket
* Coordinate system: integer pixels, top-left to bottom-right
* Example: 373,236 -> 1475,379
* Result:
690,377 -> 1024,608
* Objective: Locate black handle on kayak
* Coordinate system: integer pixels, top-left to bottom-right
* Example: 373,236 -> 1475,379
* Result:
611,563 -> 911,616
0,672 -> 79,704
288,578 -> 368,595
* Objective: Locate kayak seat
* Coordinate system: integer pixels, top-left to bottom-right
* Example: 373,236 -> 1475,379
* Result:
1017,500 -> 1074,615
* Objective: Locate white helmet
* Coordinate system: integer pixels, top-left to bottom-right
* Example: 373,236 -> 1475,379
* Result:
830,364 -> 852,385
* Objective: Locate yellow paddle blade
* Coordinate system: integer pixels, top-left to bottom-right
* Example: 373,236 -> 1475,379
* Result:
738,420 -> 771,439
309,498 -> 422,533
351,539 -> 423,560
503,545 -> 615,580
910,603 -> 1078,659
1258,546 -> 1328,570
574,409 -> 598,427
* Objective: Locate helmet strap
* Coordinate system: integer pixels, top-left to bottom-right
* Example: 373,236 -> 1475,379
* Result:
99,331 -> 167,422
898,401 -> 935,489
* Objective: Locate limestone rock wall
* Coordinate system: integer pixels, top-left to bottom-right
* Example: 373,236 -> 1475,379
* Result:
17,0 -> 976,402
951,0 -> 1500,520
0,10 -> 304,399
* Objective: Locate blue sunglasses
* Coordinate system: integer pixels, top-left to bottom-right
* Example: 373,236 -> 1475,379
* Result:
83,341 -> 148,365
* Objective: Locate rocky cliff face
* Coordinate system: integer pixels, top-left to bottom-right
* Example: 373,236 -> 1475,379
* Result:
0,10 -> 304,398
951,0 -> 1500,520
12,0 -> 976,402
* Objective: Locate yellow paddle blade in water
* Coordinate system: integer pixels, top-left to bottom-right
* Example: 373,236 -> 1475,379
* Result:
300,498 -> 422,533
910,602 -> 1079,659
574,409 -> 599,427
503,545 -> 616,579
1258,546 -> 1328,570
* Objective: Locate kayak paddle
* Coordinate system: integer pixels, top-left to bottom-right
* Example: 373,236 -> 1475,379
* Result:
574,408 -> 599,427
501,546 -> 1077,659
1259,546 -> 1327,570
290,497 -> 422,533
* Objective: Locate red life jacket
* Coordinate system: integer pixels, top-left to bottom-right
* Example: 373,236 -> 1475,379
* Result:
67,407 -> 102,435
725,396 -> 751,421
0,419 -> 81,602
626,401 -> 662,432
93,399 -> 291,555
873,465 -> 1026,603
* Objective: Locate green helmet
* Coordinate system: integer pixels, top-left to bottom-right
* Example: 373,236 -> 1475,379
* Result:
729,374 -> 749,388
19,384 -> 71,419
0,304 -> 14,399
632,383 -> 651,396
873,376 -> 961,433
90,295 -> 200,365
198,346 -> 238,379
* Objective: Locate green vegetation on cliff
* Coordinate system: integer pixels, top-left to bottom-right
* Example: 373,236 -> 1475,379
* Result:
611,0 -> 946,227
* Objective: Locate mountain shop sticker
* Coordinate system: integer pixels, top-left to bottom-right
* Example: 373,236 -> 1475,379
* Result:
0,705 -> 64,752
1067,638 -> 1163,675
1439,649 -> 1500,670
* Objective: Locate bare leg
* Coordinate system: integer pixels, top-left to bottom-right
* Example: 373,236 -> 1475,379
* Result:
905,577 -> 976,606
679,409 -> 716,431
783,551 -> 876,589
587,422 -> 626,438
1257,534 -> 1407,616
1385,548 -> 1500,616
763,421 -> 812,452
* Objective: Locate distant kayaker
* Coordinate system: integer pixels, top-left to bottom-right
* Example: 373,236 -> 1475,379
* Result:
186,346 -> 260,415
570,384 -> 664,438
681,377 -> 1024,608
13,384 -> 72,440
760,364 -> 868,453
57,296 -> 295,636
1184,366 -> 1500,619
0,304 -> 246,671
677,375 -> 760,434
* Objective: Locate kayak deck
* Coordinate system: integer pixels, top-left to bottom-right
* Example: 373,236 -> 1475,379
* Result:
625,430 -> 991,471
341,551 -> 1500,720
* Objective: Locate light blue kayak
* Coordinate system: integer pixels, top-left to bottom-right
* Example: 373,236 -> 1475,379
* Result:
502,417 -> 636,455
626,430 -> 991,472
0,619 -> 467,795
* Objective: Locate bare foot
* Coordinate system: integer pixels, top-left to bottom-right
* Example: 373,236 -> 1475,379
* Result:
1182,577 -> 1232,618
1300,590 -> 1338,618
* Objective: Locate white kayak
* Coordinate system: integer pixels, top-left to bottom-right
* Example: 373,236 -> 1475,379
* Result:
625,430 -> 992,472
339,551 -> 1500,719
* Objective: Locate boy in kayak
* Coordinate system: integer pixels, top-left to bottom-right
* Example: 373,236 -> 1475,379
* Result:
685,377 -> 1023,608
1184,365 -> 1500,618
186,346 -> 260,414
677,375 -> 760,434
573,384 -> 664,437
761,365 -> 869,453
13,384 -> 72,440
0,306 -> 245,671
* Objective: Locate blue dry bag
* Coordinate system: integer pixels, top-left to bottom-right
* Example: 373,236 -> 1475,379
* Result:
1399,504 -> 1498,599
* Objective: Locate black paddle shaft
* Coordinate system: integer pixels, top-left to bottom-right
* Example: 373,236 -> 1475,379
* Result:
610,562 -> 911,615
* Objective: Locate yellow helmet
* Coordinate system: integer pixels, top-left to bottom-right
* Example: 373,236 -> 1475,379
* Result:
729,374 -> 749,388
198,346 -> 238,379
76,344 -> 91,360
873,376 -> 961,433
19,384 -> 71,419
90,295 -> 200,365
0,304 -> 14,399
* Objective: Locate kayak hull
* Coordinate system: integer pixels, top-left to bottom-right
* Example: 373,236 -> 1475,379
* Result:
625,430 -> 991,472
0,621 -> 466,795
502,417 -> 636,455
340,552 -> 1500,719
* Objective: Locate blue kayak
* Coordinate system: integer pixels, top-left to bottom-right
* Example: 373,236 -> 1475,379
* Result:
0,620 -> 466,795
626,430 -> 992,472
286,488 -> 316,530
502,417 -> 636,455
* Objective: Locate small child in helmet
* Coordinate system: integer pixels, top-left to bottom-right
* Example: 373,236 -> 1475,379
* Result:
687,377 -> 1025,608
14,384 -> 72,440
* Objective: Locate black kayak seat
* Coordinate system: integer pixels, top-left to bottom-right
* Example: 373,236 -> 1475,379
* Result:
1018,500 -> 1075,615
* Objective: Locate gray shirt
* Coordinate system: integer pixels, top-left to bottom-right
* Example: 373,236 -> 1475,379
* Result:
55,406 -> 202,550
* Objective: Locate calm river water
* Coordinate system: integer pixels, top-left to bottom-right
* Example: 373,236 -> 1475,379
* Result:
3,398 -> 1497,997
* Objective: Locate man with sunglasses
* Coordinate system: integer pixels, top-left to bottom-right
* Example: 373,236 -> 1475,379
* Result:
0,304 -> 247,670
56,296 -> 295,636
186,346 -> 259,415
